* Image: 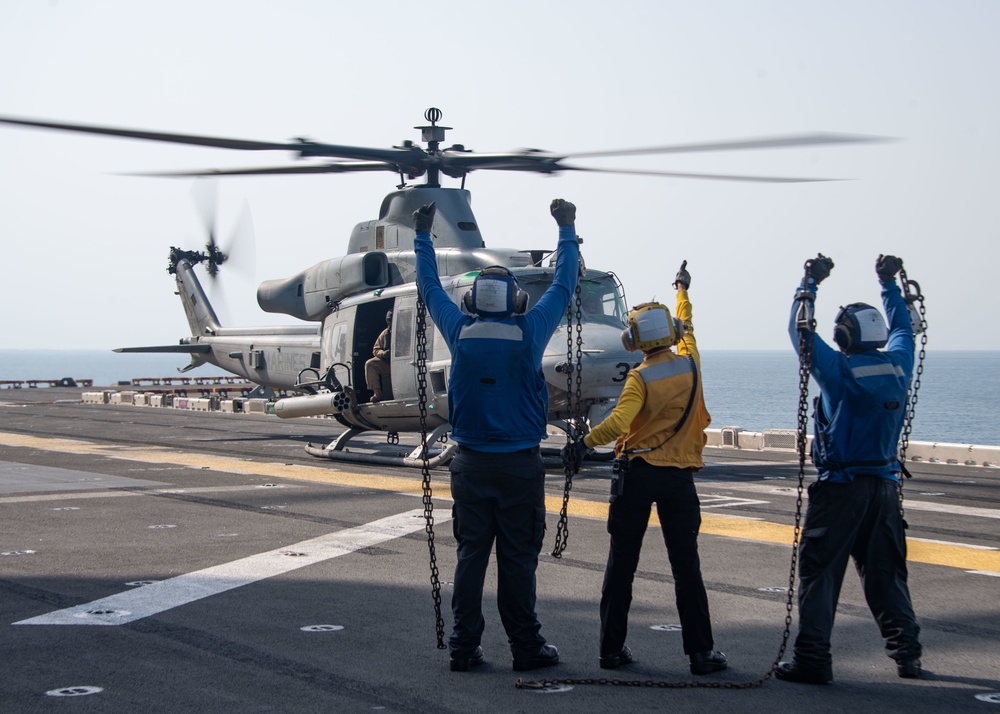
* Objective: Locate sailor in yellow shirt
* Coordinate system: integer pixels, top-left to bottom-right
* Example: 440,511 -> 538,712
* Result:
565,260 -> 727,676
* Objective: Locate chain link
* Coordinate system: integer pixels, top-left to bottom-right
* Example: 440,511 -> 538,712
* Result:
896,266 -> 928,522
415,293 -> 446,649
777,291 -> 812,669
574,287 -> 584,409
551,283 -> 584,558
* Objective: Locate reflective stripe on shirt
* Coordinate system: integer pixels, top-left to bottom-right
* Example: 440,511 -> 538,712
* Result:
458,321 -> 523,341
639,357 -> 695,383
851,363 -> 906,379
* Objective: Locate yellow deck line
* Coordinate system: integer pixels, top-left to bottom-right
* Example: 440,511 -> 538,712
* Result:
3,431 -> 997,573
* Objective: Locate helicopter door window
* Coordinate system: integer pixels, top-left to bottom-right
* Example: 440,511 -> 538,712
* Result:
328,323 -> 349,364
393,308 -> 413,359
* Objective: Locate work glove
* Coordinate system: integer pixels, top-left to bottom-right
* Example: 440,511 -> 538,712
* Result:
550,198 -> 576,227
673,259 -> 691,290
808,253 -> 834,285
560,436 -> 588,472
876,254 -> 903,282
413,202 -> 436,232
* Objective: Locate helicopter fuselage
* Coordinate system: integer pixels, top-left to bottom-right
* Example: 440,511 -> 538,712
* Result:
116,185 -> 638,440
150,248 -> 636,437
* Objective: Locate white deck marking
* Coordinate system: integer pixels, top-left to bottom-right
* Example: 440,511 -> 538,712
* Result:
909,538 -> 997,551
14,509 -> 440,626
699,495 -> 770,509
894,500 -> 1000,520
699,478 -> 1000,520
0,484 -> 301,505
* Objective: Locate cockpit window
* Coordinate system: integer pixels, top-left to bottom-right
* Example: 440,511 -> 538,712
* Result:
518,273 -> 626,326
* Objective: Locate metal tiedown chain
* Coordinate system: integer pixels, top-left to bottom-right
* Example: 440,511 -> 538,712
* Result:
517,261 -> 814,691
551,282 -> 584,558
896,264 -> 928,524
415,292 -> 446,649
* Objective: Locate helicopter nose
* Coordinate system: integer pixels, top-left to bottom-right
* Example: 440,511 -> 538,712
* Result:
542,321 -> 635,408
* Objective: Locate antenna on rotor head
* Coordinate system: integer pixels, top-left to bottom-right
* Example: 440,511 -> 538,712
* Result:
416,107 -> 451,145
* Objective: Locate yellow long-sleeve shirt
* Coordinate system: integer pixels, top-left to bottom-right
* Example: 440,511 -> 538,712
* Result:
583,289 -> 710,468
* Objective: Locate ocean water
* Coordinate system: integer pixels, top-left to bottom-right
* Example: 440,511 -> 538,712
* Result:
699,350 -> 999,447
1,349 -> 997,447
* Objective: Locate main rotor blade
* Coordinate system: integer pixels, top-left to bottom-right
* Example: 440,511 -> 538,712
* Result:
438,133 -> 890,175
119,162 -> 394,177
0,115 -> 420,163
559,165 -> 846,183
560,132 -> 894,160
440,151 -> 559,172
0,115 -> 295,151
438,153 -> 843,182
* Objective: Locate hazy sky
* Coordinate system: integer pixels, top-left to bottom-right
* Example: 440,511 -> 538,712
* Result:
2,0 -> 997,353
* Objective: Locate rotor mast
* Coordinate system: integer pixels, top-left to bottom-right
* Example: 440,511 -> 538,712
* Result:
413,107 -> 451,189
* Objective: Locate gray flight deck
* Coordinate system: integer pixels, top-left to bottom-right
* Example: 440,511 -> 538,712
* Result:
1,387 -> 998,712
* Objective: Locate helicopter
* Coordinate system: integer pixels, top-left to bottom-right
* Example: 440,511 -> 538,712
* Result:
0,108 -> 884,467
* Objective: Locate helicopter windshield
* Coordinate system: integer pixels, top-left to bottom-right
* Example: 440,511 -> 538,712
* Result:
517,273 -> 627,327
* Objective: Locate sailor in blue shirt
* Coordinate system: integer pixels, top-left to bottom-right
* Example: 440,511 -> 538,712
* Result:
413,199 -> 580,673
777,254 -> 923,685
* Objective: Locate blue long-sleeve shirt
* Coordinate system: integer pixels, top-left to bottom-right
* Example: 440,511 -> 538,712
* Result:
788,278 -> 915,482
415,225 -> 579,451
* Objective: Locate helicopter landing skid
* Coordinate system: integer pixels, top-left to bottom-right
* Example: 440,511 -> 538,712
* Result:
304,423 -> 458,468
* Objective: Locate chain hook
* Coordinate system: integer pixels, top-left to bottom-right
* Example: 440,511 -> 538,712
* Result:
794,259 -> 817,335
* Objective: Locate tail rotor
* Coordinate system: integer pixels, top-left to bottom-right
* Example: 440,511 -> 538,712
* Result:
183,179 -> 256,321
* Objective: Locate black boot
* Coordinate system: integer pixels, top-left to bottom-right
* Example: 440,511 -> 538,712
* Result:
775,661 -> 833,684
512,644 -> 559,672
599,646 -> 634,670
689,650 -> 728,675
450,646 -> 484,672
897,658 -> 922,679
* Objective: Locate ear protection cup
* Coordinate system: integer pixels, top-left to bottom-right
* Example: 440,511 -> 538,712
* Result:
673,317 -> 689,342
462,291 -> 475,313
512,288 -> 528,315
833,324 -> 853,351
833,306 -> 853,352
621,327 -> 637,352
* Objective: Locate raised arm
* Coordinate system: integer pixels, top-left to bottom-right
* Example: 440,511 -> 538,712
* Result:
526,199 -> 580,335
413,203 -> 465,342
876,254 -> 915,370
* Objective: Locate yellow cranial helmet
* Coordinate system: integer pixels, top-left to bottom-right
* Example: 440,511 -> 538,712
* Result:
621,302 -> 678,352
